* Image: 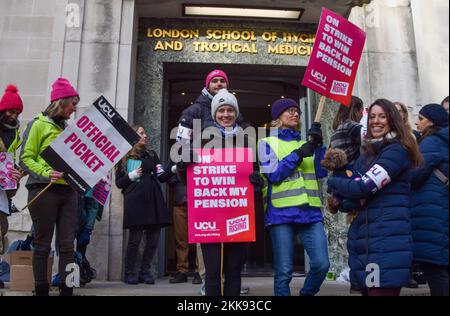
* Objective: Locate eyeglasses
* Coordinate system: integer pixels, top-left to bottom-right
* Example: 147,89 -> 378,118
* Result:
285,108 -> 302,116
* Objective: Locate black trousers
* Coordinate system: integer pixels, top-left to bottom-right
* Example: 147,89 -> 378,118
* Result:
28,186 -> 78,286
201,243 -> 247,296
125,225 -> 160,275
421,263 -> 449,296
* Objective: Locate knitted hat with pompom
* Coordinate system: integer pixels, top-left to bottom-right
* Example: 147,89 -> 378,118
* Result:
0,85 -> 23,113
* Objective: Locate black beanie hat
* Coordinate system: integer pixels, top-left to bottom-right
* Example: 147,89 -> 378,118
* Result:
419,104 -> 449,128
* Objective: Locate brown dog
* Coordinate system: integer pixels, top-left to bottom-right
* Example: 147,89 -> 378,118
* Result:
321,148 -> 360,223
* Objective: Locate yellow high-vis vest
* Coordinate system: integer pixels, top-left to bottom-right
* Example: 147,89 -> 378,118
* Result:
258,136 -> 322,210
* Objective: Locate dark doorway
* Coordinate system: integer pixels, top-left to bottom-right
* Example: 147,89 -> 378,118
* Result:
162,63 -> 308,276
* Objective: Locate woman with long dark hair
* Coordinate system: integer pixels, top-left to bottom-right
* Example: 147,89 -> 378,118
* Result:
327,99 -> 422,296
115,126 -> 173,285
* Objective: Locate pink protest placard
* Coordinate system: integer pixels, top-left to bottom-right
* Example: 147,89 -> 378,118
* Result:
92,172 -> 112,206
0,152 -> 17,190
302,7 -> 366,106
187,148 -> 256,243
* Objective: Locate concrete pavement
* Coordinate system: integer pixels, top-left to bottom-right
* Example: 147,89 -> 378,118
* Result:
0,277 -> 431,296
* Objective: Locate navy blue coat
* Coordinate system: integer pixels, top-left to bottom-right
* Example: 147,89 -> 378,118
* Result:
328,140 -> 413,290
410,127 -> 449,266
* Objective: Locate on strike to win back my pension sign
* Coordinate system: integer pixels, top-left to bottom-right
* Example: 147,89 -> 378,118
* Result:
302,8 -> 366,106
41,96 -> 140,195
187,148 -> 256,244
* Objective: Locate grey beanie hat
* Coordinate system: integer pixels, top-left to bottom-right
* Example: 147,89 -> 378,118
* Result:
211,89 -> 239,121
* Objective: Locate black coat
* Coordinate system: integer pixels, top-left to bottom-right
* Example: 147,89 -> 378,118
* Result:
115,149 -> 172,229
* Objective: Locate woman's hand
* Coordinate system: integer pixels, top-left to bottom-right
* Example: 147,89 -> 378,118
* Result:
128,167 -> 143,181
49,170 -> 64,182
10,168 -> 23,183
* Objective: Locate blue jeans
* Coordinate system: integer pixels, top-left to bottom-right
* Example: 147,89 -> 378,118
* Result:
270,222 -> 330,296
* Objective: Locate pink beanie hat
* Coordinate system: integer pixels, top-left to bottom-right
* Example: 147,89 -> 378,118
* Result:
0,85 -> 23,113
50,78 -> 79,102
205,70 -> 229,89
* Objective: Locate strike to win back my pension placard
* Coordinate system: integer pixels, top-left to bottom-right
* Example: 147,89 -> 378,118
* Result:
302,8 -> 366,106
187,148 -> 256,244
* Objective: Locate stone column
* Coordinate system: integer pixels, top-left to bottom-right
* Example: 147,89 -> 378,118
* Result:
350,0 -> 419,116
53,0 -> 137,281
411,0 -> 449,106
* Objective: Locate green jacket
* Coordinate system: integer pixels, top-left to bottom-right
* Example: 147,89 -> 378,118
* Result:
19,113 -> 68,187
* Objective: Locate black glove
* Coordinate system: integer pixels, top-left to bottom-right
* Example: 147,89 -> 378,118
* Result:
249,171 -> 265,191
307,122 -> 323,147
292,142 -> 315,160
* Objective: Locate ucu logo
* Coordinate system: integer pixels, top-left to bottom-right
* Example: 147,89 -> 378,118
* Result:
194,222 -> 217,230
311,70 -> 327,83
98,98 -> 116,119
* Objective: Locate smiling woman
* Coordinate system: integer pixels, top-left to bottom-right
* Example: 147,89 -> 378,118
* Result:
257,98 -> 330,296
327,99 -> 423,296
19,77 -> 80,296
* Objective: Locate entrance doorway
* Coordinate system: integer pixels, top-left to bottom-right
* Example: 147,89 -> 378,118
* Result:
162,63 -> 309,276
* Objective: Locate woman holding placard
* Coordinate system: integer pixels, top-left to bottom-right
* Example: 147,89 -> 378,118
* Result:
19,78 -> 80,296
115,126 -> 173,285
177,89 -> 263,296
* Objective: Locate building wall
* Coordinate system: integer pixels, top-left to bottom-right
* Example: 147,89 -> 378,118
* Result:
0,0 -> 59,256
411,0 -> 449,105
350,0 -> 449,114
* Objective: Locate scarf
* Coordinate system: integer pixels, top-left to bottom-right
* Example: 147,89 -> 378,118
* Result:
367,131 -> 398,144
201,87 -> 214,100
215,123 -> 239,138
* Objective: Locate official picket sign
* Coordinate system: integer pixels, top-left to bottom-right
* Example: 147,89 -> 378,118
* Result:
302,7 -> 366,106
187,148 -> 256,243
41,96 -> 140,194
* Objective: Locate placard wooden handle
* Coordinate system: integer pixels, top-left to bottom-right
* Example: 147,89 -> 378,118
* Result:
21,182 -> 53,211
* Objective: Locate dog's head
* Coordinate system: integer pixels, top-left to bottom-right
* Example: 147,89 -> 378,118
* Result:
320,148 -> 348,171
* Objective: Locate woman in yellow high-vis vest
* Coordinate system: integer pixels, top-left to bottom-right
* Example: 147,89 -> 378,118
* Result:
258,98 -> 329,296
